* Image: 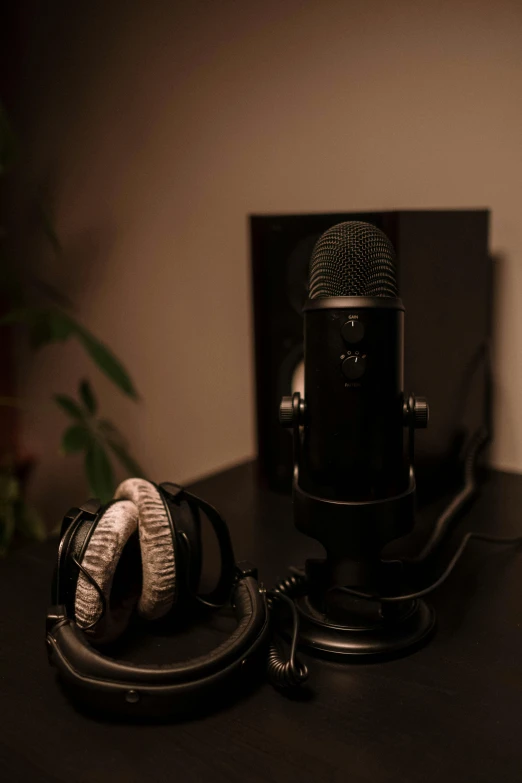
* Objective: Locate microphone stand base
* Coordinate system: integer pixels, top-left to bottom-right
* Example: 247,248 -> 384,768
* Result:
287,595 -> 435,662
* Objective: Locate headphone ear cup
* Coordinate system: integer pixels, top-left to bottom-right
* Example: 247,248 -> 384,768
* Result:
173,498 -> 203,596
114,478 -> 177,620
75,500 -> 140,644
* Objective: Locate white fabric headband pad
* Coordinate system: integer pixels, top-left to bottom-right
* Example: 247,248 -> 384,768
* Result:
114,478 -> 177,621
75,500 -> 139,644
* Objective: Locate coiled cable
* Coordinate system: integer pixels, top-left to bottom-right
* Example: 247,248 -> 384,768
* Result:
266,569 -> 309,689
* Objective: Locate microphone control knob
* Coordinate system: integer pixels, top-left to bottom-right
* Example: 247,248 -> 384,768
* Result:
279,396 -> 295,427
413,397 -> 429,428
341,320 -> 365,344
279,393 -> 307,427
342,355 -> 366,380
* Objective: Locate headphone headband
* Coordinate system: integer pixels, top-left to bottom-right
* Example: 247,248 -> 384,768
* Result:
46,568 -> 268,717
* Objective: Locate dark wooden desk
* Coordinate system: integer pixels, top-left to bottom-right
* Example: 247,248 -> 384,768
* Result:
1,462 -> 521,783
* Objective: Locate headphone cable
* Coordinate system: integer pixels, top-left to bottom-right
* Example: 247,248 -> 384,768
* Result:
330,531 -> 522,603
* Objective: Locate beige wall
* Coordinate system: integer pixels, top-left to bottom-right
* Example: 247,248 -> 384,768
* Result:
9,0 -> 522,519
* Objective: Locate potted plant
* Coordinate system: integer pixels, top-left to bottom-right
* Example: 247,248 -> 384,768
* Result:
0,101 -> 143,554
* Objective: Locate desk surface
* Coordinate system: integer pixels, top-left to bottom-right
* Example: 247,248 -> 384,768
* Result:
1,462 -> 521,783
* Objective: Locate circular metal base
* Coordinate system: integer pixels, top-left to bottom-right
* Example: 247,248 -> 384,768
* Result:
288,596 -> 435,661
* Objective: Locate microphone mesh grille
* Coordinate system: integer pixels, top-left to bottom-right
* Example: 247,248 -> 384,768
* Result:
308,221 -> 398,298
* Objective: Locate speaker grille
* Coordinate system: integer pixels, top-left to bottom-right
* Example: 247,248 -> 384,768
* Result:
308,221 -> 398,298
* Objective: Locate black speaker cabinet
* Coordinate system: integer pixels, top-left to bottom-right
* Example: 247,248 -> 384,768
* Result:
250,210 -> 491,500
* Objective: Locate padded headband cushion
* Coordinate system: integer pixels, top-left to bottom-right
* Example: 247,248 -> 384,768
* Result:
75,500 -> 139,644
114,478 -> 177,620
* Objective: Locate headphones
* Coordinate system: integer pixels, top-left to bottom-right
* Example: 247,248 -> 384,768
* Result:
46,478 -> 270,718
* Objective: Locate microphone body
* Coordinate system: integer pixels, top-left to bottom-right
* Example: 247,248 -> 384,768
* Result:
278,222 -> 436,659
300,296 -> 406,501
298,221 -> 408,503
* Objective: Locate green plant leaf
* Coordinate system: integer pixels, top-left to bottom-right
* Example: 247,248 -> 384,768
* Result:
79,379 -> 97,415
47,314 -> 138,398
108,440 -> 145,478
1,307 -> 75,349
2,307 -> 138,400
54,394 -> 85,421
98,419 -> 145,478
107,439 -> 144,477
30,310 -> 74,349
98,419 -> 120,437
85,441 -> 114,502
76,326 -> 138,399
61,424 -> 91,454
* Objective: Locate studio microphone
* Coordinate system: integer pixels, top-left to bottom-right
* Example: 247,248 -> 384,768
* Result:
296,221 -> 408,502
278,222 -> 434,656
